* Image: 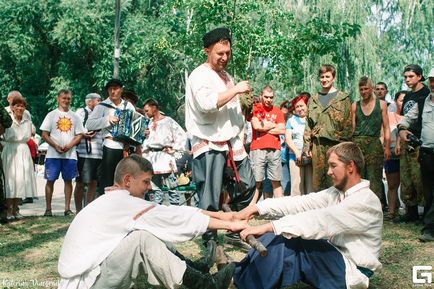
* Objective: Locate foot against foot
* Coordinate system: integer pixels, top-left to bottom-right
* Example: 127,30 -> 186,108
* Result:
175,240 -> 217,273
182,262 -> 235,289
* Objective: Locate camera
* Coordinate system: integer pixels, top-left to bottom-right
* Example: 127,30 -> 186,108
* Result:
407,134 -> 422,153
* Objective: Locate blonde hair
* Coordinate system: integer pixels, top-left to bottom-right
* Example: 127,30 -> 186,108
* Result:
114,155 -> 153,184
327,142 -> 365,174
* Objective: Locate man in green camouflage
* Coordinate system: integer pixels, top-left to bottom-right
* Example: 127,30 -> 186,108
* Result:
303,64 -> 352,192
394,64 -> 430,223
351,76 -> 391,209
0,104 -> 13,223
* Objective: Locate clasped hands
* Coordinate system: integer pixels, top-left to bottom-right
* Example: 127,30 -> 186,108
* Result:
54,143 -> 73,154
222,206 -> 273,242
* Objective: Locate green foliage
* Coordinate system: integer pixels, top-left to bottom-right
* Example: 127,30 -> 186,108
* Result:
0,0 -> 431,127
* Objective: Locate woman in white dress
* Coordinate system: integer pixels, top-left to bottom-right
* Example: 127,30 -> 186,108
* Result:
1,96 -> 36,220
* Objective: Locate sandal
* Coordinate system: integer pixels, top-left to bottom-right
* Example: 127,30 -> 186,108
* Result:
43,210 -> 53,217
64,210 -> 75,216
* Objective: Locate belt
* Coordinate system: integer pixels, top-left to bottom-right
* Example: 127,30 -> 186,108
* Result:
148,147 -> 165,152
420,146 -> 434,154
313,137 -> 339,145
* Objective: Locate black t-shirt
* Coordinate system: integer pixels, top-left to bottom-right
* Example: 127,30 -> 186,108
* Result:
401,85 -> 430,137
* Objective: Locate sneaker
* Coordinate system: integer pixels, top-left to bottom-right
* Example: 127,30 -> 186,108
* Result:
419,232 -> 434,242
43,210 -> 53,217
64,210 -> 75,216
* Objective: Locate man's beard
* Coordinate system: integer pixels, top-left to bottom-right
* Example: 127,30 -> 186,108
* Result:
334,174 -> 349,191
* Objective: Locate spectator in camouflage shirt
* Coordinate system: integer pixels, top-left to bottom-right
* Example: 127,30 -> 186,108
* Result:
303,64 -> 352,192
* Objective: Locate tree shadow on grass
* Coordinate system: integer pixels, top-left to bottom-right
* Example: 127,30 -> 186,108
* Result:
0,219 -> 69,258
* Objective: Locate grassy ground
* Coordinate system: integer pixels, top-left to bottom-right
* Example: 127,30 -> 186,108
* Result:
0,216 -> 433,289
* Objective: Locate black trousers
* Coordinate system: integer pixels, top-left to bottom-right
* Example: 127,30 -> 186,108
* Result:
99,146 -> 124,194
193,151 -> 255,244
419,148 -> 434,233
192,151 -> 255,212
0,160 -> 5,219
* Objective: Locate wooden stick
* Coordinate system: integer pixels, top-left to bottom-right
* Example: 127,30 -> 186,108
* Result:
222,204 -> 268,257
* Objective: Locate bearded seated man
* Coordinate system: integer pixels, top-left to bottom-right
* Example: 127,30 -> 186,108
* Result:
58,155 -> 245,289
229,142 -> 383,289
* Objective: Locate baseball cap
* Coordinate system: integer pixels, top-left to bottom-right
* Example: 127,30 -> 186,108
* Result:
85,93 -> 102,100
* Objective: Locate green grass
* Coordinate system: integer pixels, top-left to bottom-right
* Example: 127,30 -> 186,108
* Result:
0,217 -> 433,288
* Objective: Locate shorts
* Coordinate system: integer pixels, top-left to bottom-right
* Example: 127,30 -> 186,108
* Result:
384,159 -> 400,174
76,156 -> 101,183
44,158 -> 78,181
250,149 -> 282,181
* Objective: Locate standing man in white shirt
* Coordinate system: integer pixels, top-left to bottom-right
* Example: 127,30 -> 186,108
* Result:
73,93 -> 103,212
185,27 -> 255,247
58,155 -> 244,289
231,142 -> 383,289
40,89 -> 84,216
86,79 -> 140,193
142,98 -> 187,205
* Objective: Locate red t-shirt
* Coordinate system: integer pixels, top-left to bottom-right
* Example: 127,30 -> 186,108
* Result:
250,103 -> 284,151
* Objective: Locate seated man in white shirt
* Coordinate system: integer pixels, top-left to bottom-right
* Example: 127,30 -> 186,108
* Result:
230,142 -> 383,289
58,154 -> 244,289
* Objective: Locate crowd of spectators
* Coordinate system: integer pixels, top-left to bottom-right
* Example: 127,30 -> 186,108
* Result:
1,25 -> 433,289
0,64 -> 433,244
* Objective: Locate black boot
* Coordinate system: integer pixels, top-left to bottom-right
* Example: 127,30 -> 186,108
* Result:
182,263 -> 235,289
393,206 -> 419,223
174,240 -> 216,273
202,230 -> 218,247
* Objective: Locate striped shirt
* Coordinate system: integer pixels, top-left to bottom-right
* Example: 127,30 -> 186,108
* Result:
75,107 -> 103,159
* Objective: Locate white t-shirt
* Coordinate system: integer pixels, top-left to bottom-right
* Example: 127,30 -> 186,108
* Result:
40,109 -> 85,160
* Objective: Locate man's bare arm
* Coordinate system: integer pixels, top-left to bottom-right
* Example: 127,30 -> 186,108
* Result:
268,123 -> 285,135
251,117 -> 276,132
216,81 -> 251,109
